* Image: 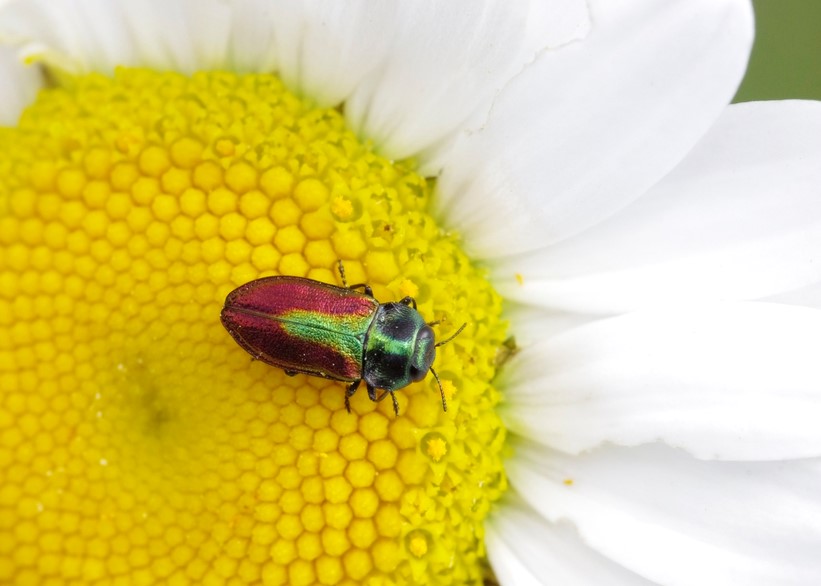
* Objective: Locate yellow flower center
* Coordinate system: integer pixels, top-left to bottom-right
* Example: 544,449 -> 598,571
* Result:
0,68 -> 509,586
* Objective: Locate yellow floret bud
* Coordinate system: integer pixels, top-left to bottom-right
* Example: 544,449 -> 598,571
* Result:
0,68 -> 508,586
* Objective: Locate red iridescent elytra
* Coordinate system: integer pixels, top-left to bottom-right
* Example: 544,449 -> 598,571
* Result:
220,277 -> 379,382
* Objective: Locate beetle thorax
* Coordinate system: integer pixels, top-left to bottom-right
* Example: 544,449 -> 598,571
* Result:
362,303 -> 432,392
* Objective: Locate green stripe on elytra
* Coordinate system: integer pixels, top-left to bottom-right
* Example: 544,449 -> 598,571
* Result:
279,309 -> 370,352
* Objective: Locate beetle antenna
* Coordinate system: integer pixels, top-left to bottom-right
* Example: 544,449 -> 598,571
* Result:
429,366 -> 447,412
435,323 -> 467,348
427,320 -> 441,327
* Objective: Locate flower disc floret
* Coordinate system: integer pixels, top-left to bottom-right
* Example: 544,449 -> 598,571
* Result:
0,68 -> 509,585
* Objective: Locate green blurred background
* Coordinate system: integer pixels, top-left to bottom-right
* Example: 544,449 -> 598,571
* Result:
734,0 -> 821,102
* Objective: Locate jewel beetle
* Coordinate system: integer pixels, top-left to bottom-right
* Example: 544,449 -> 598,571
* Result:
220,262 -> 465,415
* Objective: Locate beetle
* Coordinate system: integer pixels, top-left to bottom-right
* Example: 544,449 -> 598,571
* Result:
220,262 -> 465,415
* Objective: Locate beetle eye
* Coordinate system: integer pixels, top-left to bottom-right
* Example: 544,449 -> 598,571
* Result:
410,326 -> 436,382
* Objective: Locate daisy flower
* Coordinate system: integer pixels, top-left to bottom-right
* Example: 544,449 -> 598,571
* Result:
1,0 -> 820,585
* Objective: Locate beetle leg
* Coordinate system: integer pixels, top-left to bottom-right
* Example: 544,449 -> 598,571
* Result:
374,389 -> 400,416
337,260 -> 348,287
338,260 -> 374,296
284,369 -> 297,376
348,283 -> 374,297
367,384 -> 378,402
337,260 -> 374,296
345,380 -> 361,414
398,296 -> 417,309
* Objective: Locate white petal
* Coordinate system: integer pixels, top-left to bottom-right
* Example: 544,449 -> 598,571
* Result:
764,280 -> 821,311
437,0 -> 754,258
499,100 -> 821,312
487,495 -> 653,586
508,441 -> 821,586
0,44 -> 42,124
1,0 -> 138,72
0,0 -> 231,73
226,0 -> 393,104
344,0 -> 590,165
7,0 -> 390,97
118,0 -> 232,72
505,303 -> 602,345
501,303 -> 821,460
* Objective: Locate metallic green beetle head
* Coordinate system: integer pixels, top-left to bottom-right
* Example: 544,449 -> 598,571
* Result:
363,301 -> 465,413
363,302 -> 430,392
